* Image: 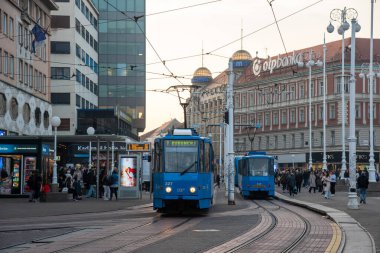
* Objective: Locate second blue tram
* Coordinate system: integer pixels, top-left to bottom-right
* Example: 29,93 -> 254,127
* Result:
236,152 -> 275,198
152,129 -> 214,213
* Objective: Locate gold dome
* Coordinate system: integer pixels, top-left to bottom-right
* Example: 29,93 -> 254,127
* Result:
232,50 -> 252,61
193,67 -> 212,78
191,67 -> 212,84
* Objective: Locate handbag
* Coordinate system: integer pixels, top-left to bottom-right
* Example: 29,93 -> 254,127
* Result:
62,187 -> 68,193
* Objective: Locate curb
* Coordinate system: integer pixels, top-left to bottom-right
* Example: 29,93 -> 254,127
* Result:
274,192 -> 376,253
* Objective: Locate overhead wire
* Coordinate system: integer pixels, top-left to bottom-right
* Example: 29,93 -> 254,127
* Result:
104,0 -> 202,86
207,0 -> 323,54
147,0 -> 223,17
2,1 -> 323,78
143,0 -> 323,68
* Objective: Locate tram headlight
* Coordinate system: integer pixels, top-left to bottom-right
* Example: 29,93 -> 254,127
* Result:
189,187 -> 196,193
165,187 -> 172,193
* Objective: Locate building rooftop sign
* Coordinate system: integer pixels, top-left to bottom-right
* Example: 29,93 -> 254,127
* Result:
252,51 -> 311,76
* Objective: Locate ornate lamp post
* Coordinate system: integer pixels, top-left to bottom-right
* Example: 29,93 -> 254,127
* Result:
298,52 -> 323,171
367,0 -> 377,182
327,7 -> 360,209
51,116 -> 61,192
87,127 -> 95,169
359,62 -> 380,182
327,7 -> 359,178
322,35 -> 327,171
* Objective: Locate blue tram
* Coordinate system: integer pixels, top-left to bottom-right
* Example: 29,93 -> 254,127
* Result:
236,152 -> 275,198
152,129 -> 214,213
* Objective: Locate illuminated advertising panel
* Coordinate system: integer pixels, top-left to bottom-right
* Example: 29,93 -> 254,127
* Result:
120,157 -> 137,187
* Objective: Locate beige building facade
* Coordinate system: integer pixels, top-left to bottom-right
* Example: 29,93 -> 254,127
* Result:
0,0 -> 58,136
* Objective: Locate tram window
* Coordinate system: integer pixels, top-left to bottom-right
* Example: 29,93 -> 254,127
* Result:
154,142 -> 162,172
249,158 -> 273,176
199,141 -> 205,173
204,143 -> 210,173
163,140 -> 198,173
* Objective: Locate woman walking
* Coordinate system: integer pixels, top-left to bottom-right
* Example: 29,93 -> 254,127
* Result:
110,167 -> 119,200
322,171 -> 331,199
309,172 -> 317,193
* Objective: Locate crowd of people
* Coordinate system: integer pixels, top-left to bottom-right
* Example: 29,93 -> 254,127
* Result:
58,164 -> 119,201
275,167 -> 373,204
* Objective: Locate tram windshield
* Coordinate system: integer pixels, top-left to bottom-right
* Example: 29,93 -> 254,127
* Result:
164,140 -> 198,173
248,158 -> 273,176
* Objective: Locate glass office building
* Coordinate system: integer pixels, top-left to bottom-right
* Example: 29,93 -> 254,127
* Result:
91,0 -> 146,133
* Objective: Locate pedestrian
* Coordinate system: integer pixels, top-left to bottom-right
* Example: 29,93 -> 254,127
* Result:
102,170 -> 112,200
315,172 -> 323,193
309,172 -> 317,193
27,170 -> 42,202
287,171 -> 296,197
85,168 -> 96,198
357,171 -> 369,204
280,171 -> 288,193
344,170 -> 350,186
216,174 -> 220,188
73,165 -> 83,200
110,167 -> 119,200
302,169 -> 310,188
72,175 -> 82,200
322,171 -> 331,199
295,170 -> 303,193
329,170 -> 337,196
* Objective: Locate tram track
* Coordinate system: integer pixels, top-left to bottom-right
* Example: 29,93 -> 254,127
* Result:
204,198 -> 315,253
21,215 -> 200,253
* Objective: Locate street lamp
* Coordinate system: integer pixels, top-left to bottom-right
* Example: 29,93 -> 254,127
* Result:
322,35 -> 327,171
298,51 -> 323,171
327,7 -> 360,179
327,7 -> 360,209
367,0 -> 377,183
359,62 -> 380,182
51,116 -> 61,192
292,154 -> 295,171
87,127 -> 95,169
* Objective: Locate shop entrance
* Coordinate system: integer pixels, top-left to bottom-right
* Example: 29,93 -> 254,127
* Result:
0,155 -> 38,195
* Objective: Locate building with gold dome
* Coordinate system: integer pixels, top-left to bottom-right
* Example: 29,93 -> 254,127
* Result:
187,38 -> 380,173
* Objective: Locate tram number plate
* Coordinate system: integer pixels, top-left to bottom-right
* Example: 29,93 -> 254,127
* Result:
177,188 -> 185,193
253,184 -> 264,188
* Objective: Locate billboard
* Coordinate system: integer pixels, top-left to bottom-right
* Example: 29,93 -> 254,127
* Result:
120,156 -> 137,187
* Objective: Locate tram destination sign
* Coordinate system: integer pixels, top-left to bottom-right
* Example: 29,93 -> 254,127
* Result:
166,140 -> 197,147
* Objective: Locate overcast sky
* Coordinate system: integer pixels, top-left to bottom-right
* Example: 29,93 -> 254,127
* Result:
143,0 -> 379,134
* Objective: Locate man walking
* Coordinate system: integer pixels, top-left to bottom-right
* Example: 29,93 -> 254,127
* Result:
357,170 -> 369,204
329,170 -> 337,196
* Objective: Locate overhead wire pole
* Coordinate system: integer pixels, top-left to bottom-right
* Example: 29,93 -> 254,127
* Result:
226,59 -> 235,205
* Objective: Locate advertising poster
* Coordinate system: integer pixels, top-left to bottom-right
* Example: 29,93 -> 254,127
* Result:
120,157 -> 137,187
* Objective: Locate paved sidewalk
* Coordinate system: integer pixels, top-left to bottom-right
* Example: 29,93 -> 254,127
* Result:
0,192 -> 154,219
275,186 -> 378,253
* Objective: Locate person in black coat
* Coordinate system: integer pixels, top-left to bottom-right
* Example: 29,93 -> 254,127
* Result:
357,171 -> 369,204
27,170 -> 42,202
287,172 -> 296,197
295,170 -> 303,193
